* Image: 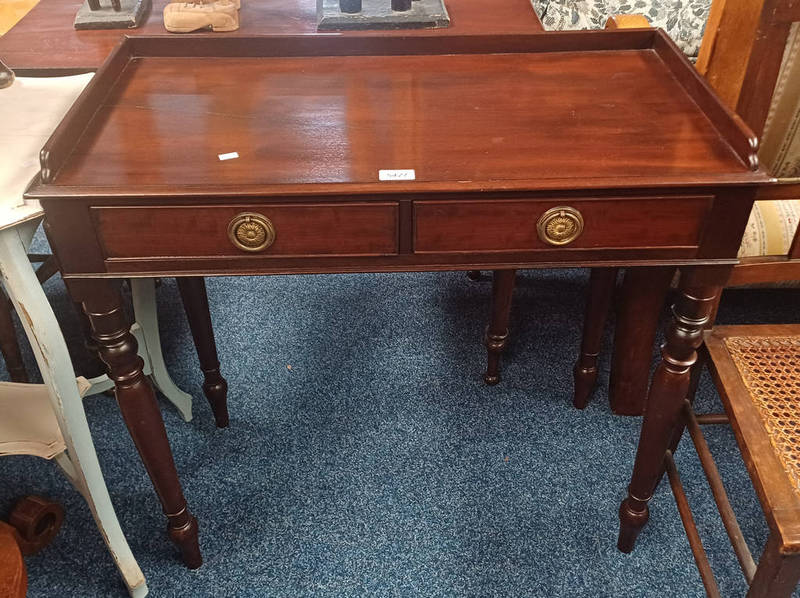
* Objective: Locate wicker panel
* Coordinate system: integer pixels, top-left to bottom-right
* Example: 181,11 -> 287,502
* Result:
724,335 -> 800,495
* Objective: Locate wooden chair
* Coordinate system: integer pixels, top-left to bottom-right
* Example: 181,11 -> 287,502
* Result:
660,324 -> 800,597
697,0 -> 800,287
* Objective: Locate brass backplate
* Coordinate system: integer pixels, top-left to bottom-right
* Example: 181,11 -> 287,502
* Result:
536,206 -> 584,246
227,212 -> 276,252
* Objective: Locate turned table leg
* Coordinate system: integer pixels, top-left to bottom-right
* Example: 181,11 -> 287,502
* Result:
73,280 -> 202,568
609,266 -> 676,415
617,271 -> 720,553
71,299 -> 108,378
176,277 -> 229,428
573,268 -> 617,409
665,287 -> 723,460
466,270 -> 482,282
484,269 -> 516,385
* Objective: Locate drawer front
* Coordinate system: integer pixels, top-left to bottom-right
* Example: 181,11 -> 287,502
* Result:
414,196 -> 713,253
93,203 -> 399,259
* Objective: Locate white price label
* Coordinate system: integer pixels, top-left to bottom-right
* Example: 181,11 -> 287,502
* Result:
218,151 -> 239,161
379,169 -> 415,181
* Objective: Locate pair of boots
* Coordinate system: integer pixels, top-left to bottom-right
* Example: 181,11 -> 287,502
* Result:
163,0 -> 241,32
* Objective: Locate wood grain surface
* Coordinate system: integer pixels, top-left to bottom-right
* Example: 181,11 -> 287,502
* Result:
0,0 -> 543,72
28,33 -> 765,196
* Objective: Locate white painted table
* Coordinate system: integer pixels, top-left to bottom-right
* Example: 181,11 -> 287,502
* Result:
0,73 -> 196,597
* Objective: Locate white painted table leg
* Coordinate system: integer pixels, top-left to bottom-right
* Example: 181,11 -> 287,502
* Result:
0,221 -> 148,598
129,278 -> 193,422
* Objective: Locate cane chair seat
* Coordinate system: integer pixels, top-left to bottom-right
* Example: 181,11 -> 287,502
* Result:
705,324 -> 800,555
721,334 -> 800,498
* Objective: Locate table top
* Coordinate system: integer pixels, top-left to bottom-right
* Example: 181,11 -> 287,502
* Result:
0,0 -> 543,72
27,31 -> 769,201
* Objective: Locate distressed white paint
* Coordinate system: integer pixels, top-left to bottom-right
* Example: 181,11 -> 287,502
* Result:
0,74 -> 196,597
130,278 -> 193,422
0,220 -> 148,597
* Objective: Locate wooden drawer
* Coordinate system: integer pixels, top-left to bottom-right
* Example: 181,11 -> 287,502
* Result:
92,203 -> 399,259
413,196 -> 713,253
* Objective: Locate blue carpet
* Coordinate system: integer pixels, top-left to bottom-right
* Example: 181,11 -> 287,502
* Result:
1,229 -> 799,597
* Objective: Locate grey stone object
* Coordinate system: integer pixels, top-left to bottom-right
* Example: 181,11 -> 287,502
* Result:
74,0 -> 150,30
318,0 -> 450,31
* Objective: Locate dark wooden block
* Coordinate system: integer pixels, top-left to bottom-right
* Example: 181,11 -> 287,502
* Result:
317,0 -> 449,31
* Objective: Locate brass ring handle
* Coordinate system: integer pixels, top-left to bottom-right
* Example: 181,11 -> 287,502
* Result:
536,206 -> 584,246
227,212 -> 276,252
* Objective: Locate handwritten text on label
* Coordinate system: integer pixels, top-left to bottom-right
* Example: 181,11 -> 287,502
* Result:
379,169 -> 416,181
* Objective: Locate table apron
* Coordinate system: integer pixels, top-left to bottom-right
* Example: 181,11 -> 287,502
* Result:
40,189 -> 755,278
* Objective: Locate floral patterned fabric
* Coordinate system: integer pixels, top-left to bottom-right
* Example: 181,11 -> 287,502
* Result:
533,0 -> 711,57
739,200 -> 800,258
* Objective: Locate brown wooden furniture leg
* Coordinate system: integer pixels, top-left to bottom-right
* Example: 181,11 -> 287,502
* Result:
0,522 -> 25,598
609,266 -> 676,415
747,532 -> 800,598
74,299 -> 99,353
0,286 -> 28,383
71,299 -> 108,377
617,269 -> 720,553
665,288 -> 723,458
176,277 -> 229,428
71,279 -> 202,568
573,267 -> 617,409
484,269 -> 516,385
8,496 -> 64,555
32,255 -> 59,285
0,497 -> 64,595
